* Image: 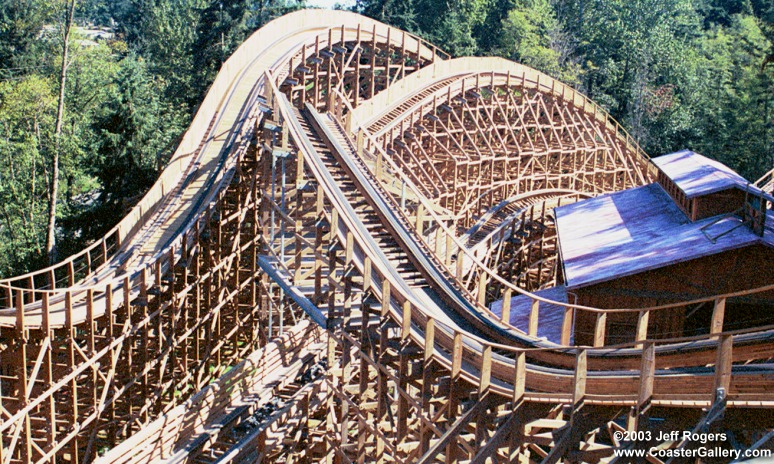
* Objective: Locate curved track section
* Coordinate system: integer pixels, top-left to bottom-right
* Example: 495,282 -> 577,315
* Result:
1,9 -> 773,464
350,58 -> 652,218
0,10 -> 444,463
0,10 -> 440,328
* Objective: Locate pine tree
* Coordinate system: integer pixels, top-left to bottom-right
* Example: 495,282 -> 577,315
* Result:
192,0 -> 250,101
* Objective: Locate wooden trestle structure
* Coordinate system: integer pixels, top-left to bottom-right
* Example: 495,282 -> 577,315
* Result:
1,9 -> 773,464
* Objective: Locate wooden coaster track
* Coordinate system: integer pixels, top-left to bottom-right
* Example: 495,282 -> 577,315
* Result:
0,9 -> 772,464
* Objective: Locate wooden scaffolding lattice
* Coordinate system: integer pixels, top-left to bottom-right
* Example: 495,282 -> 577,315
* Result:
0,9 -> 772,464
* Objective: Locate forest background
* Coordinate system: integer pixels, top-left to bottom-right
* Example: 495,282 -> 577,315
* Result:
0,0 -> 771,278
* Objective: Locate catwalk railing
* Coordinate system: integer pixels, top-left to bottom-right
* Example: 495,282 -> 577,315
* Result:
0,9 -> 772,464
252,79 -> 774,462
329,85 -> 774,351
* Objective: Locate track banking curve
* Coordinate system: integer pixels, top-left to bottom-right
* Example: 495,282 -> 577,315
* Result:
0,10 -> 440,328
1,9 -> 773,464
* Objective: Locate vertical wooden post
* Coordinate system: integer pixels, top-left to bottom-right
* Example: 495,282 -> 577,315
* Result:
434,226 -> 443,257
15,290 -> 31,463
456,247 -> 464,280
363,256 -> 372,294
105,283 -> 116,446
635,310 -> 649,346
629,341 -> 655,431
446,332 -> 463,463
477,274 -> 487,307
139,267 -> 149,423
397,301 -> 411,439
325,303 -> 338,462
501,287 -> 512,324
475,345 -> 493,451
445,234 -> 453,266
714,334 -> 733,399
357,297 -> 371,463
68,260 -> 75,287
123,276 -> 133,417
573,349 -> 587,408
420,317 -> 436,454
528,299 -> 539,337
314,212 -> 324,305
356,131 -> 364,158
711,298 -> 726,337
385,27 -> 391,90
513,351 -> 526,403
369,25 -> 377,98
415,203 -> 425,236
86,288 -> 98,428
376,279 -> 390,463
375,148 -> 383,182
66,290 -> 79,464
509,351 -> 527,458
593,312 -> 607,347
561,306 -> 573,345
42,292 -> 57,450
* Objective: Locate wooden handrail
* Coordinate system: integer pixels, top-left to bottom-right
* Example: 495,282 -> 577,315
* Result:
332,86 -> 774,335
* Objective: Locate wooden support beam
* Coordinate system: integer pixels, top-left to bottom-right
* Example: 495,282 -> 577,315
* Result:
529,299 -> 540,337
593,312 -> 606,347
561,307 -> 573,346
501,287 -> 512,325
714,334 -> 733,397
417,397 -> 490,464
635,310 -> 649,346
711,298 -> 726,337
628,341 -> 655,431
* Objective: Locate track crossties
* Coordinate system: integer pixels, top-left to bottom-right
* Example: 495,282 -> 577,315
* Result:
1,9 -> 773,464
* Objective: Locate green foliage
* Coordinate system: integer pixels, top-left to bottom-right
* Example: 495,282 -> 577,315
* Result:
132,0 -> 206,107
0,74 -> 55,275
192,0 -> 250,102
681,15 -> 773,180
0,0 -> 56,73
418,0 -> 490,56
499,0 -> 578,83
0,0 -> 771,278
356,0 -> 417,32
91,55 -> 167,204
352,0 -> 772,180
72,55 -> 186,239
247,1 -> 307,30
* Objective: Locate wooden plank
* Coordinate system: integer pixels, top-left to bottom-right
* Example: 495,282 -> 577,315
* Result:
714,334 -> 733,397
529,299 -> 539,337
593,312 -> 606,347
711,298 -> 725,336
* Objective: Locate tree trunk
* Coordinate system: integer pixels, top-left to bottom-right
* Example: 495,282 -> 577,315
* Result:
46,0 -> 76,265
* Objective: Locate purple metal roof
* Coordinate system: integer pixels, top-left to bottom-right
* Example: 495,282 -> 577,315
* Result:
555,183 -> 774,289
652,150 -> 750,198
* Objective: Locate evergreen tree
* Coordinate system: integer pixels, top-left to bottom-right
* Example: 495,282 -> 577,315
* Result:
87,55 -> 181,231
0,0 -> 54,73
473,0 -> 513,53
354,0 -> 417,32
247,0 -> 307,30
192,0 -> 250,102
499,0 -> 577,82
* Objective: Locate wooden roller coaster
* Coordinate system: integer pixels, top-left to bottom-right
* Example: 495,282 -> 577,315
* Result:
0,9 -> 772,464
